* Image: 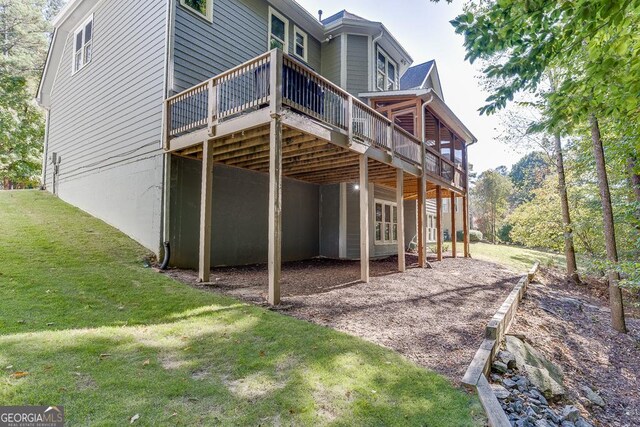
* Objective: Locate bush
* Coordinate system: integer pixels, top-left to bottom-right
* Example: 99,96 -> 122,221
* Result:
456,230 -> 464,242
498,223 -> 513,243
469,230 -> 483,242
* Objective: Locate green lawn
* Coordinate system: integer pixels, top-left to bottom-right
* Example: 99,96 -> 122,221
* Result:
0,191 -> 482,426
469,241 -> 567,272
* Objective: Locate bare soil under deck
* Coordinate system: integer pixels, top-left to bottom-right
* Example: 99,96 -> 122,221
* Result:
166,255 -> 520,382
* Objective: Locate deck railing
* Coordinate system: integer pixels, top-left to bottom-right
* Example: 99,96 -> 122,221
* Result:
164,49 -> 465,188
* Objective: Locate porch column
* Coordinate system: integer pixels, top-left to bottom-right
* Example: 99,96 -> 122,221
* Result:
450,192 -> 457,258
463,194 -> 470,258
198,140 -> 214,282
417,177 -> 426,268
268,116 -> 283,305
435,185 -> 443,261
396,169 -> 405,272
359,155 -> 370,282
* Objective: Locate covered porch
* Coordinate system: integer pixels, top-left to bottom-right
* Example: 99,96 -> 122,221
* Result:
163,49 -> 473,305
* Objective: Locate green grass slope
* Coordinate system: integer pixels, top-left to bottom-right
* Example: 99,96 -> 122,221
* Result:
0,191 -> 482,426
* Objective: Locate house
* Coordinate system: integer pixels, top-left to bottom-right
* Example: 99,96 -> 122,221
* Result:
37,0 -> 476,305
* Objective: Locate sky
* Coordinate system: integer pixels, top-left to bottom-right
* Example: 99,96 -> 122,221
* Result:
295,0 -> 527,173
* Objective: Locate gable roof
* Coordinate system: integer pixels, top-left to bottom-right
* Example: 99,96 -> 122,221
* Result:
399,60 -> 444,100
400,61 -> 434,90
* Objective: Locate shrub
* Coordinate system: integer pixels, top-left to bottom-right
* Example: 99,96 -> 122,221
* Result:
469,230 -> 483,242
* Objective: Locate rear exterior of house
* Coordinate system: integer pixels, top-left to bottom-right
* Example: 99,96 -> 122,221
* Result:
38,0 -> 476,303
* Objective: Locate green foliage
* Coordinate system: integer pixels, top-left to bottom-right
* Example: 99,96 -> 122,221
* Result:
497,223 -> 512,243
0,0 -> 62,188
469,229 -> 483,242
509,151 -> 551,206
0,75 -> 44,187
471,169 -> 513,243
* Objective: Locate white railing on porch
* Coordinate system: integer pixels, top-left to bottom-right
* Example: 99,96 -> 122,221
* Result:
164,49 -> 465,188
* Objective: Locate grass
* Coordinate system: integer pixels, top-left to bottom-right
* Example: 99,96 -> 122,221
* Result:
0,191 -> 483,426
469,241 -> 568,272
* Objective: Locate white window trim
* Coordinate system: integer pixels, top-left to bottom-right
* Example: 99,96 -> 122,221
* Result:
268,7 -> 289,52
292,25 -> 307,62
179,0 -> 213,22
376,46 -> 398,91
374,199 -> 398,245
72,14 -> 94,75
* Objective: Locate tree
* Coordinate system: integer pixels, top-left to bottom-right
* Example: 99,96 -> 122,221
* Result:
471,169 -> 512,243
449,0 -> 635,332
0,0 -> 64,188
509,151 -> 550,206
0,75 -> 44,188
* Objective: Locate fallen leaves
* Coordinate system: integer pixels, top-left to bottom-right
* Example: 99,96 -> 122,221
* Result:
130,413 -> 140,424
11,371 -> 28,379
143,359 -> 150,366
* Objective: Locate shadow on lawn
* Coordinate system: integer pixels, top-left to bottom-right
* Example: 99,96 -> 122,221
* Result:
0,304 -> 483,426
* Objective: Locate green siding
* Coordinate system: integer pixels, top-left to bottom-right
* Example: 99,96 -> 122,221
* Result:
346,34 -> 369,96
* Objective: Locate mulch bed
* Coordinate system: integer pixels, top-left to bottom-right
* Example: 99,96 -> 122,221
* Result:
509,269 -> 640,426
166,255 -> 521,382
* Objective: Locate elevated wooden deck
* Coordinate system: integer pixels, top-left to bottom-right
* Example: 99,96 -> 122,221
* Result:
163,50 -> 466,199
162,49 -> 471,304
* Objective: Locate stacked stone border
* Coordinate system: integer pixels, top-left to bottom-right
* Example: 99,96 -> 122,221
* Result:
462,262 -> 540,427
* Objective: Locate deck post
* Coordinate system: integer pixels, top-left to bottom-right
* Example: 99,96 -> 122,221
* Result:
198,140 -> 214,282
463,194 -> 470,258
435,185 -> 443,261
359,155 -> 369,282
451,192 -> 457,258
396,169 -> 405,272
268,47 -> 283,306
417,179 -> 426,268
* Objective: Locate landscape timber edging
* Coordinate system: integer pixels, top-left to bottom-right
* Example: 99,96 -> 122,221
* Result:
461,261 -> 540,427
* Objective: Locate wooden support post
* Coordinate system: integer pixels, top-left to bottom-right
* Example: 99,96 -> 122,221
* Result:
359,155 -> 369,282
198,140 -> 214,282
268,116 -> 283,305
396,169 -> 405,272
267,47 -> 283,306
436,185 -> 443,261
417,176 -> 425,267
451,193 -> 457,258
463,194 -> 470,258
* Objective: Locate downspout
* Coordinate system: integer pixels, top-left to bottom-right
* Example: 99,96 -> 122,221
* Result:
159,0 -> 176,267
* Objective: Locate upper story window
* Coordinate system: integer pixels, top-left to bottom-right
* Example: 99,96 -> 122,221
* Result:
376,47 -> 398,91
293,26 -> 307,61
269,7 -> 289,51
73,15 -> 93,74
180,0 -> 213,22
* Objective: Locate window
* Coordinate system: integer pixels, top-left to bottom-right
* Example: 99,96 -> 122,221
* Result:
442,198 -> 449,213
293,26 -> 307,61
375,200 -> 398,244
180,0 -> 213,21
268,7 -> 289,51
376,47 -> 398,91
73,15 -> 93,74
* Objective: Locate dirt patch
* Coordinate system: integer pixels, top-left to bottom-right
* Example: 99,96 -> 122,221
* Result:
509,269 -> 640,426
166,255 -> 520,382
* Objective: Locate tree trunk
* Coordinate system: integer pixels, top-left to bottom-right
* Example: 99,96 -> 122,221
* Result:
628,157 -> 640,228
554,133 -> 580,284
589,115 -> 626,333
